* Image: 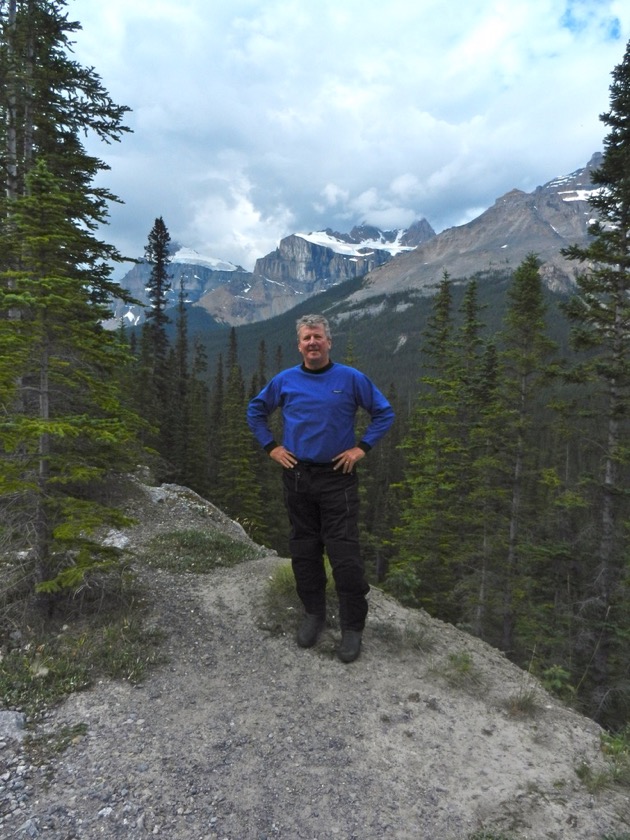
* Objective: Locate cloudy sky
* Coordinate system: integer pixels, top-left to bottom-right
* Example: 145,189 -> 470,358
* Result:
69,0 -> 629,272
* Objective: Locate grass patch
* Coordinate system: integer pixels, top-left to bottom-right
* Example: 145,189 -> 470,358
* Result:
601,726 -> 630,787
257,560 -> 338,636
258,561 -> 302,634
575,759 -> 610,792
1,559 -> 165,720
430,650 -> 485,691
575,726 -> 630,794
0,608 -> 165,719
139,529 -> 261,573
369,617 -> 435,654
503,686 -> 540,718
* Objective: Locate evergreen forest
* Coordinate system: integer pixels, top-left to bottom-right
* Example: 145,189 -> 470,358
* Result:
2,1 -> 630,732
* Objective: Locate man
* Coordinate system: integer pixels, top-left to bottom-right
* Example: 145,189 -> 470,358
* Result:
247,314 -> 394,663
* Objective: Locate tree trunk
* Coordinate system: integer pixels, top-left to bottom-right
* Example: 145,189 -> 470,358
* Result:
5,0 -> 18,201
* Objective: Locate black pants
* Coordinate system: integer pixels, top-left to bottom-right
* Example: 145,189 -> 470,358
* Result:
282,464 -> 369,631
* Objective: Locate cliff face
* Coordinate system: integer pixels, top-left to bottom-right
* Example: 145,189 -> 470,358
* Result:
192,221 -> 434,325
253,234 -> 393,286
111,223 -> 432,328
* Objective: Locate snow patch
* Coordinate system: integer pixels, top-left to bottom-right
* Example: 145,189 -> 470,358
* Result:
171,247 -> 238,272
558,188 -> 600,202
295,229 -> 415,258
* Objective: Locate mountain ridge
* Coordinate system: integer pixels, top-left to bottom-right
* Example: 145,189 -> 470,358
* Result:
345,153 -> 601,308
111,153 -> 601,329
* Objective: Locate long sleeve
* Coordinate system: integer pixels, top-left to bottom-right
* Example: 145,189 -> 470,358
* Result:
246,377 -> 281,450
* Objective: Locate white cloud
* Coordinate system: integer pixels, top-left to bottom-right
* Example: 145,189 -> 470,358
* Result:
69,0 -> 630,269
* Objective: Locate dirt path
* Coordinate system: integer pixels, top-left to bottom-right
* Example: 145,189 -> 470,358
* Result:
1,481 -> 629,839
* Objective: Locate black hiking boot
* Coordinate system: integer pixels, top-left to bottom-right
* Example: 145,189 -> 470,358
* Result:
297,613 -> 325,648
337,630 -> 362,663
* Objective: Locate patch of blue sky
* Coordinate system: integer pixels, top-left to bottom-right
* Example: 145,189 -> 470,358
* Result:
560,1 -> 622,40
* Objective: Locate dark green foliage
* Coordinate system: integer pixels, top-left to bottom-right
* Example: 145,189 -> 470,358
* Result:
390,273 -> 466,617
143,216 -> 172,358
0,2 -> 145,605
1,0 -> 131,260
214,330 -> 266,539
559,40 -> 630,726
0,159 -> 143,597
496,253 -> 559,653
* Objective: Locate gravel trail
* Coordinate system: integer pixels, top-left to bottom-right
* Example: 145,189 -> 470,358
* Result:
1,481 -> 628,840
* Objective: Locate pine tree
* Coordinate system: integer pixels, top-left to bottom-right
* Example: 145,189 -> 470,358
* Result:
208,352 -> 224,483
171,277 -> 190,479
0,3 -> 141,601
0,160 -> 142,596
1,0 -> 131,266
248,338 -> 286,550
214,332 -> 265,540
137,216 -> 173,461
361,382 -> 404,582
142,219 -> 171,380
448,282 -> 512,639
497,253 -> 558,653
389,273 -> 466,618
184,336 -> 211,496
561,40 -> 630,722
465,339 -> 509,640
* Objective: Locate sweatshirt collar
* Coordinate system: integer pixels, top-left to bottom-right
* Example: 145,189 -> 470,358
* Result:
301,360 -> 334,375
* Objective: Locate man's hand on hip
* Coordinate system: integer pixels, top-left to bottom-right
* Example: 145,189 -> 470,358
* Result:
332,447 -> 365,474
269,446 -> 298,469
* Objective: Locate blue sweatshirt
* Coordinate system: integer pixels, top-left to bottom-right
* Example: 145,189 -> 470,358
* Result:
247,361 -> 395,463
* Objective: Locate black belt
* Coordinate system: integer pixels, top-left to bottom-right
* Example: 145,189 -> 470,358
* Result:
295,460 -> 336,469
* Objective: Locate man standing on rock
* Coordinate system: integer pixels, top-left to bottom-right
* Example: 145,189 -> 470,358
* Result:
247,314 -> 394,663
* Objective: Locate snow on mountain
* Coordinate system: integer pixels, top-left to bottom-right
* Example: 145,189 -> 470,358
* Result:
558,188 -> 601,203
294,229 -> 416,258
171,247 -> 239,272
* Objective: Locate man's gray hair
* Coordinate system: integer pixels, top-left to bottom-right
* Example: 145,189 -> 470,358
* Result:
296,314 -> 332,340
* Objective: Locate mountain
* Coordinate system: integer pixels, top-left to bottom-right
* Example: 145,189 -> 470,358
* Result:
107,247 -> 248,328
109,223 -> 435,328
112,153 -> 599,331
193,220 -> 435,326
343,153 -> 602,311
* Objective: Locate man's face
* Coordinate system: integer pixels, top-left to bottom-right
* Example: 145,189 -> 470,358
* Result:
297,323 -> 332,370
